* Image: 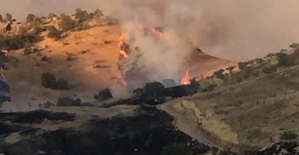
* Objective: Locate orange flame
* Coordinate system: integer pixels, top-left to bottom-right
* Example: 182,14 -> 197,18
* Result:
181,70 -> 191,85
118,33 -> 129,58
150,28 -> 169,39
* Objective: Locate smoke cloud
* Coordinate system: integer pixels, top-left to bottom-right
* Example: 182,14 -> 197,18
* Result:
1,0 -> 299,82
115,0 -> 299,85
116,0 -> 299,61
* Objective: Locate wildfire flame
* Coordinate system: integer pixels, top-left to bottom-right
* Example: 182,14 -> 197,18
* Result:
118,33 -> 129,58
150,28 -> 169,39
181,70 -> 191,85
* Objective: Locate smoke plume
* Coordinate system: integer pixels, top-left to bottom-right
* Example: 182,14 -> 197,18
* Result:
116,0 -> 299,62
115,0 -> 299,85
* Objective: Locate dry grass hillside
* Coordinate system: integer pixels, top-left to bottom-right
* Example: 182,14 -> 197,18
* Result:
160,46 -> 299,152
0,13 -> 237,111
1,18 -> 129,111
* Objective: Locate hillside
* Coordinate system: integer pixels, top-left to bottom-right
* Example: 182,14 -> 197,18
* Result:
159,47 -> 299,152
0,15 -> 236,111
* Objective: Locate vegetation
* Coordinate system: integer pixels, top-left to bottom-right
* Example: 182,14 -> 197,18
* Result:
289,43 -> 299,48
47,26 -> 62,40
40,72 -> 69,90
59,15 -> 75,31
279,130 -> 298,141
133,81 -> 165,97
94,88 -> 113,101
57,97 -> 81,106
5,13 -> 12,21
276,52 -> 291,66
262,65 -> 277,74
213,69 -> 225,79
0,33 -> 35,50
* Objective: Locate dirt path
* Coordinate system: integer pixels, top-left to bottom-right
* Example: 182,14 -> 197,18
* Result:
157,101 -> 223,149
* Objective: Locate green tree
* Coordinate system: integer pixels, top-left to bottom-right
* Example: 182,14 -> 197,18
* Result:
5,13 -> 12,21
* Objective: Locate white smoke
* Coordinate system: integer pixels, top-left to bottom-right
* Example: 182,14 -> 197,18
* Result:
116,0 -> 299,84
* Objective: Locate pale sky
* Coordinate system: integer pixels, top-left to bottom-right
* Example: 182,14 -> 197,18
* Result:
0,0 -> 120,21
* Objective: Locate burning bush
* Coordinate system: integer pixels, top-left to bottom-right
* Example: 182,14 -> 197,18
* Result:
94,89 -> 113,101
40,72 -> 69,90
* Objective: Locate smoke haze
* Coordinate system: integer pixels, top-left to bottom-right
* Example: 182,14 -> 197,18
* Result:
1,0 -> 298,61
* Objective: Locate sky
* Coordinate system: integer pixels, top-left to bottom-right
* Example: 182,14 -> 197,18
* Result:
0,0 -> 120,21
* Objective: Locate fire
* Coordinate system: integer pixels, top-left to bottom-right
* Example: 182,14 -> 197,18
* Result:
118,33 -> 129,58
150,28 -> 169,39
181,70 -> 191,85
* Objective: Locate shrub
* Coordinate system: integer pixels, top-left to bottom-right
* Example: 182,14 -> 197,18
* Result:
41,72 -> 69,90
26,14 -> 36,23
55,78 -> 69,90
0,15 -> 3,22
44,101 -> 54,108
238,61 -> 248,70
41,72 -> 56,89
59,15 -> 75,31
47,26 -> 62,40
276,52 -> 291,66
57,97 -> 74,107
133,81 -> 165,97
279,130 -> 298,140
161,143 -> 193,155
0,33 -> 35,50
47,13 -> 57,20
226,66 -> 235,75
289,43 -> 299,48
75,8 -> 90,21
94,88 -> 113,101
5,13 -> 12,21
262,65 -> 277,74
213,69 -> 225,79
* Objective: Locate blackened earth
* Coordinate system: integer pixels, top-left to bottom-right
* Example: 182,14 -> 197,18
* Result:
0,106 -> 298,155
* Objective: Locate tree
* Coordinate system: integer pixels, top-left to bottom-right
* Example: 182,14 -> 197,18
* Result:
0,15 -> 3,22
75,8 -> 90,21
226,66 -> 235,75
47,13 -> 57,21
59,15 -> 75,31
276,52 -> 291,66
94,89 -> 113,101
5,13 -> 12,21
26,14 -> 36,23
213,69 -> 225,79
94,9 -> 104,18
47,26 -> 62,40
41,72 -> 56,89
